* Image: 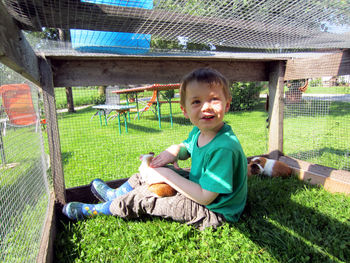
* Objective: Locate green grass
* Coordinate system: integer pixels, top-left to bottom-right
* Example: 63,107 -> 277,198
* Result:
53,97 -> 349,188
0,127 -> 50,262
283,100 -> 350,171
305,85 -> 350,94
54,100 -> 269,188
1,194 -> 49,262
55,176 -> 350,262
55,87 -> 104,109
50,94 -> 350,262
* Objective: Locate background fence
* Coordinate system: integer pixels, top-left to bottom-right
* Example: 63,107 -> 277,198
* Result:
283,78 -> 350,172
53,82 -> 269,188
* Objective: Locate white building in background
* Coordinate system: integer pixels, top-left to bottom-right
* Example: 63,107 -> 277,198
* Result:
321,75 -> 350,87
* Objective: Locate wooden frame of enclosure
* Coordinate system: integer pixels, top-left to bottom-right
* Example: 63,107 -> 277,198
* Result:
1,3 -> 350,262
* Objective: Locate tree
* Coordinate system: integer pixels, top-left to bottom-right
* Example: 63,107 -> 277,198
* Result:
27,28 -> 77,112
58,29 -> 75,113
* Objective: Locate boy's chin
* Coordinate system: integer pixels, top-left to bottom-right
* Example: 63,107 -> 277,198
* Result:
198,121 -> 224,131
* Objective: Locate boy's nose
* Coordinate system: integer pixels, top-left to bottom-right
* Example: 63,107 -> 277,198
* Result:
202,102 -> 211,111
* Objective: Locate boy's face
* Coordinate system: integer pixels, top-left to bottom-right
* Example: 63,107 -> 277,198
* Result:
181,81 -> 231,134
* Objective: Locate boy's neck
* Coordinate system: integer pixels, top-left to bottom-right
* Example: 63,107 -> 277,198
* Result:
197,122 -> 225,147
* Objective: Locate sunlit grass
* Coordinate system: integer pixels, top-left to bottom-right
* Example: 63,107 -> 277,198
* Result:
55,176 -> 350,262
52,94 -> 350,262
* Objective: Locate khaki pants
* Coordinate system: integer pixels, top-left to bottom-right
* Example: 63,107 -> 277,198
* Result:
109,173 -> 225,230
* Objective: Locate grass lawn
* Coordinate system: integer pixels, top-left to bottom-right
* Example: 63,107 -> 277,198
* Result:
53,97 -> 349,188
0,127 -> 50,262
49,94 -> 350,262
54,99 -> 269,188
55,176 -> 350,262
304,85 -> 350,94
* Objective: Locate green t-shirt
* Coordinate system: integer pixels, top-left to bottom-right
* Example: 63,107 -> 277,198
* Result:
182,123 -> 248,222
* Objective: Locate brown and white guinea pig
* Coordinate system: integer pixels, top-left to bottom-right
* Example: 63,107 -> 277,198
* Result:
247,157 -> 292,178
139,152 -> 177,197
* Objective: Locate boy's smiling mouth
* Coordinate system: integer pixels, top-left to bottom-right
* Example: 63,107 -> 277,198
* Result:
201,115 -> 215,120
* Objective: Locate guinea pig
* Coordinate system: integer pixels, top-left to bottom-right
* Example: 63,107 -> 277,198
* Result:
248,157 -> 292,178
139,152 -> 177,197
247,162 -> 264,177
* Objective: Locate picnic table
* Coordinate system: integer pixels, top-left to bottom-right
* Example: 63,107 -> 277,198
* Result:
92,104 -> 136,134
113,84 -> 180,129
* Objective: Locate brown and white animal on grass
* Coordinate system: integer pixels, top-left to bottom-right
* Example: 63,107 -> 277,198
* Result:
247,157 -> 292,178
139,152 -> 177,197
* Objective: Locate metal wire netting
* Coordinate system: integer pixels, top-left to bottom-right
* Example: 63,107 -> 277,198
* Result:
55,84 -> 268,188
1,1 -> 350,260
8,0 -> 350,54
283,77 -> 350,172
0,65 -> 50,262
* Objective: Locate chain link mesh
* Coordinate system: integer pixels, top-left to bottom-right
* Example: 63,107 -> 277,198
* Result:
284,77 -> 350,172
1,0 -> 350,260
9,0 -> 350,54
0,65 -> 50,262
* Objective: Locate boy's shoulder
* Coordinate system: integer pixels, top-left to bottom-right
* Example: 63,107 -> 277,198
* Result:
214,124 -> 245,152
216,124 -> 237,142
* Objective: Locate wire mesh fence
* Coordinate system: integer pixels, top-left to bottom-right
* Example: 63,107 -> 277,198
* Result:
1,0 -> 350,261
0,65 -> 350,262
1,64 -> 350,261
54,83 -> 269,188
283,77 -> 350,172
15,0 -> 350,54
0,65 -> 50,262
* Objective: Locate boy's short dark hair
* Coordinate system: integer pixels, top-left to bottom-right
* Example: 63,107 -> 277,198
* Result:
180,68 -> 231,107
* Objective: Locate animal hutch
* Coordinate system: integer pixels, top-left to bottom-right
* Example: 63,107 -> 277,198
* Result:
0,0 -> 349,262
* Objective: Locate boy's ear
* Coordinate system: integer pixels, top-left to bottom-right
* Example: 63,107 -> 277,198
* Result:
180,105 -> 189,119
225,99 -> 231,112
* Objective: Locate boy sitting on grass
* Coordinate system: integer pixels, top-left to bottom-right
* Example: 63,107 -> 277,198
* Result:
63,67 -> 247,230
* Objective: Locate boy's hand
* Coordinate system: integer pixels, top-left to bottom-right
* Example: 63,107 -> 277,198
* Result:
150,144 -> 187,169
150,150 -> 179,168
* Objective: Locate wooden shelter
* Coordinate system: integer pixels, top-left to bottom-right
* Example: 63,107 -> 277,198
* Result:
1,1 -> 350,261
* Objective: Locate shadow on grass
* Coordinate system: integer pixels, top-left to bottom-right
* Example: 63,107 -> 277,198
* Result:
288,147 -> 349,160
123,122 -> 162,133
61,151 -> 73,165
284,100 -> 350,119
55,177 -> 349,262
150,115 -> 193,126
131,110 -> 192,127
237,176 -> 349,262
58,106 -> 94,118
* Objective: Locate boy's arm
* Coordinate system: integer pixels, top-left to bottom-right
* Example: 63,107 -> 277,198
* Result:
145,167 -> 219,206
150,143 -> 190,168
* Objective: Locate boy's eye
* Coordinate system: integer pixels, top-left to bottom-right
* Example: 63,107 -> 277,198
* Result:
191,100 -> 200,105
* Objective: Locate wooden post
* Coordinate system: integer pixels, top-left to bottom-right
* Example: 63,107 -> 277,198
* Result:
268,61 -> 286,160
0,1 -> 40,85
39,58 -> 66,205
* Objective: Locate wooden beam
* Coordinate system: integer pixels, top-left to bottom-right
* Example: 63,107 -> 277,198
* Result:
268,61 -> 286,160
50,58 -> 269,87
280,156 -> 350,195
0,1 -> 40,85
285,49 -> 350,80
39,58 -> 66,205
37,193 -> 56,263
